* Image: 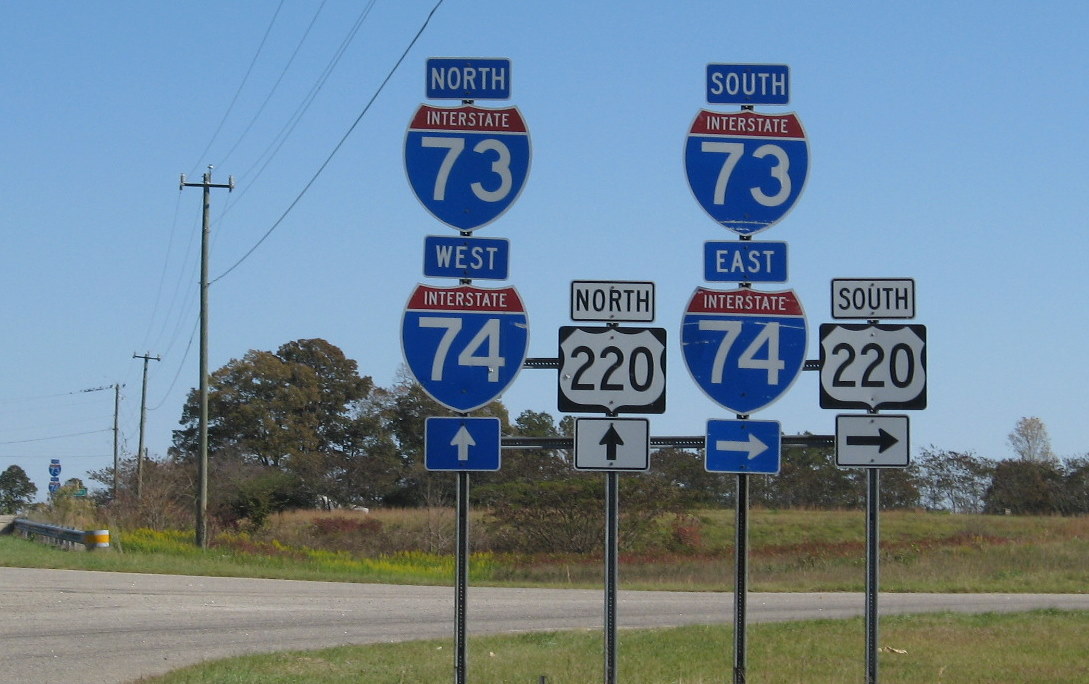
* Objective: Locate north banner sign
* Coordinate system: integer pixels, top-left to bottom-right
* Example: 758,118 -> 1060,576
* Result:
402,284 -> 529,412
426,58 -> 511,100
681,287 -> 807,415
405,104 -> 531,231
570,281 -> 655,322
684,110 -> 808,235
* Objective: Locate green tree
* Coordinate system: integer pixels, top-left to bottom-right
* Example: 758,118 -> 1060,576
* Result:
171,339 -> 379,518
916,447 -> 993,513
0,465 -> 37,513
984,458 -> 1066,514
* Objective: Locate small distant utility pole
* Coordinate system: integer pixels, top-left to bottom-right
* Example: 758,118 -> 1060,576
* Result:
181,167 -> 233,549
132,352 -> 160,499
113,383 -> 123,499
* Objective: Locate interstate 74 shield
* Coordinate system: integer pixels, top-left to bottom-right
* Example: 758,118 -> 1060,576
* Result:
684,110 -> 808,235
681,287 -> 807,415
401,284 -> 529,412
404,104 -> 531,231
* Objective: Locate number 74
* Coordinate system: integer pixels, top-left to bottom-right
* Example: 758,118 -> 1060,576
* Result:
419,317 -> 506,381
697,320 -> 784,384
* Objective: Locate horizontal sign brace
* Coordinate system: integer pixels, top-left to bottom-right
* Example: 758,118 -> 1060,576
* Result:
501,434 -> 834,450
528,358 -> 822,371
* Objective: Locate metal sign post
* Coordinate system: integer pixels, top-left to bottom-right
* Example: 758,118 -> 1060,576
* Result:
734,469 -> 749,684
865,466 -> 880,684
455,470 -> 470,684
604,470 -> 619,684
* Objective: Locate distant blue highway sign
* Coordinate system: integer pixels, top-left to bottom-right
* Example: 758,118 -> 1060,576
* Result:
405,104 -> 531,231
706,64 -> 789,105
684,110 -> 808,235
423,235 -> 509,280
706,419 -> 781,474
681,287 -> 807,415
402,284 -> 529,412
426,58 -> 511,100
425,416 -> 501,471
704,241 -> 787,282
48,459 -> 61,478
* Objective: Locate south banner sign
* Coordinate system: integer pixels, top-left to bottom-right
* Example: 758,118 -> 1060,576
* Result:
684,110 -> 808,235
405,104 -> 530,231
681,287 -> 807,414
401,284 -> 529,412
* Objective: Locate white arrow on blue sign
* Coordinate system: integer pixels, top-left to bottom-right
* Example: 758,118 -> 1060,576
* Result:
401,284 -> 529,412
684,110 -> 808,235
681,287 -> 807,415
706,419 -> 781,474
404,104 -> 531,231
425,416 -> 501,471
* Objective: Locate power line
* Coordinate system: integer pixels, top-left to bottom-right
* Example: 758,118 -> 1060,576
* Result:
187,0 -> 286,176
0,429 -> 113,446
212,0 -> 446,283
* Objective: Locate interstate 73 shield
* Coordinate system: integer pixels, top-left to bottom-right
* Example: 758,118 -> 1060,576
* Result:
684,110 -> 808,235
404,104 -> 531,231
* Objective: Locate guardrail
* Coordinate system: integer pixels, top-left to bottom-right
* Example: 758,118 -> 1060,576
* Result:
13,518 -> 110,551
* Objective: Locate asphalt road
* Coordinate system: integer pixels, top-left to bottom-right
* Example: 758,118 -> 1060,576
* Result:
3,567 -> 1089,683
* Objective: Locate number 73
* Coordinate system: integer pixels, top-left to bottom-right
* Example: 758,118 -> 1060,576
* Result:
698,320 -> 784,384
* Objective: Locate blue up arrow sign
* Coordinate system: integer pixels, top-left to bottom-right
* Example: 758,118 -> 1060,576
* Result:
425,417 -> 501,471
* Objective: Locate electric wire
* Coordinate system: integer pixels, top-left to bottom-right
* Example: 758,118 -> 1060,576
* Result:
187,0 -> 286,177
213,0 -> 446,282
215,0 -> 329,170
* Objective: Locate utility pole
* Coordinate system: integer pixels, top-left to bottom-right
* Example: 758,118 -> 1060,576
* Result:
132,353 -> 160,499
181,167 -> 233,549
113,383 -> 123,499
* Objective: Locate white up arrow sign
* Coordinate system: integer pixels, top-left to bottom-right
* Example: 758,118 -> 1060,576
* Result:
715,433 -> 769,460
452,425 -> 476,461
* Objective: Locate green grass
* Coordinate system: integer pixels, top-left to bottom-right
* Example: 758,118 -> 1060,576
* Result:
138,609 -> 1089,683
6,510 -> 1089,592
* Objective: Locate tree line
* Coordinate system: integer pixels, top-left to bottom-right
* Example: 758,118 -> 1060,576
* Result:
63,339 -> 1087,529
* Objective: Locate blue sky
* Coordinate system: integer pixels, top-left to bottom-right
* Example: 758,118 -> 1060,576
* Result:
3,1 -> 1088,498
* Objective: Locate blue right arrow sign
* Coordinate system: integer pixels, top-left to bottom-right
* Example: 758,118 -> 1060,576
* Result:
706,419 -> 781,474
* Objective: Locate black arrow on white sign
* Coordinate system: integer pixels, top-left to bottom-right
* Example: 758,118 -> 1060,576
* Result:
600,424 -> 624,461
846,428 -> 899,453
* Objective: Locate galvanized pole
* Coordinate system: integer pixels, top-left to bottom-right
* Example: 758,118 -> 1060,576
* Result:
734,471 -> 749,684
181,167 -> 233,549
604,470 -> 619,684
866,467 -> 881,683
455,470 -> 470,684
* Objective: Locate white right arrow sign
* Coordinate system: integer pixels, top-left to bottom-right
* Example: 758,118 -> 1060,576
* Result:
835,415 -> 910,467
